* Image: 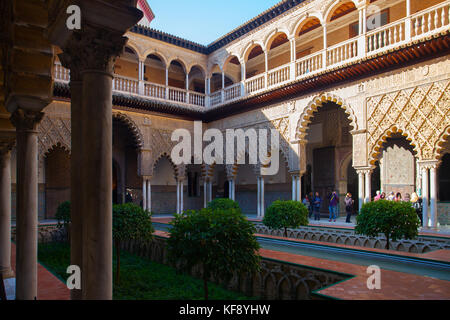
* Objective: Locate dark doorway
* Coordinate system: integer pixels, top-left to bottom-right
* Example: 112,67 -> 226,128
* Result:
439,153 -> 450,201
313,146 -> 335,212
347,162 -> 358,211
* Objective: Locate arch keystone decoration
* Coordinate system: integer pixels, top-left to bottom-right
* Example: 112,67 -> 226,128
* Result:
295,93 -> 358,142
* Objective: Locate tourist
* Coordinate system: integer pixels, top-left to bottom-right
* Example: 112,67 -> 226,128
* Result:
345,193 -> 354,223
328,191 -> 339,222
387,191 -> 395,201
374,190 -> 381,201
395,192 -> 402,202
404,193 -> 411,202
308,192 -> 314,218
411,192 -> 423,225
380,192 -> 386,200
302,195 -> 311,218
313,192 -> 322,221
125,189 -> 133,203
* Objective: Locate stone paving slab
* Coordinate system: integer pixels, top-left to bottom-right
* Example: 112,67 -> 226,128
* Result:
10,243 -> 70,300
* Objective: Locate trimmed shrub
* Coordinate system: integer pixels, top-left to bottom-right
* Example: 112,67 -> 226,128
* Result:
167,208 -> 260,300
355,200 -> 420,250
55,201 -> 71,230
113,203 -> 154,283
207,198 -> 241,213
263,200 -> 309,237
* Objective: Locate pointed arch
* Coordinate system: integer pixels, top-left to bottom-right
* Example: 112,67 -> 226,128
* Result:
434,125 -> 450,160
295,93 -> 358,142
112,112 -> 144,150
368,125 -> 419,166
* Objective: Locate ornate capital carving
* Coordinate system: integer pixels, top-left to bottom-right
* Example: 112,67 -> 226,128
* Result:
60,27 -> 128,77
10,109 -> 44,132
418,160 -> 440,170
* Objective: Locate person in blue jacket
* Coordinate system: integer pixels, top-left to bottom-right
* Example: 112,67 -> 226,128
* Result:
313,192 -> 322,221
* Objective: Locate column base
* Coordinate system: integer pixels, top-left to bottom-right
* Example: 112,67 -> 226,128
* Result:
0,267 -> 15,279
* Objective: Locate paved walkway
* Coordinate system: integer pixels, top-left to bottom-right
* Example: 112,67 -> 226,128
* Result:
153,229 -> 450,300
9,243 -> 70,300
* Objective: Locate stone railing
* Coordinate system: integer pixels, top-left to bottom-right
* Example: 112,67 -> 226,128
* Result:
52,2 -> 450,109
121,235 -> 349,300
253,224 -> 450,253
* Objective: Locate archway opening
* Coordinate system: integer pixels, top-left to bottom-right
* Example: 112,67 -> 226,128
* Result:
168,60 -> 186,89
245,44 -> 265,79
267,32 -> 290,70
152,155 -> 177,214
303,101 -> 353,215
223,56 -> 241,85
115,46 -> 139,79
144,53 -> 166,85
112,117 -> 141,205
188,66 -> 205,93
375,133 -> 417,199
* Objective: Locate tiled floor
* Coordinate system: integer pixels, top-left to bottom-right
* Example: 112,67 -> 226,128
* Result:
10,243 -> 70,300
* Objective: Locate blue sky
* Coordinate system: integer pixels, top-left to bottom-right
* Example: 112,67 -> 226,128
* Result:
148,0 -> 281,45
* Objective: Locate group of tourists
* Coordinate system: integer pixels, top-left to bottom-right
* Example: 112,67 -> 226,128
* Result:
302,191 -> 355,224
373,190 -> 423,224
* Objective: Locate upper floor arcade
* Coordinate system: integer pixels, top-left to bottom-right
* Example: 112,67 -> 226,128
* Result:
53,0 -> 450,110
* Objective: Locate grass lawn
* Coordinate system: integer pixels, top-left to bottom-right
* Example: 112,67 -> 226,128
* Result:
38,242 -> 253,300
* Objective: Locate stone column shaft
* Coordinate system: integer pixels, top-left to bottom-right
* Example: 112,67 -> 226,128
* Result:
143,178 -> 147,210
0,150 -> 13,279
358,171 -> 365,211
422,167 -> 429,228
12,110 -> 43,300
81,70 -> 113,300
365,170 -> 372,203
69,79 -> 83,300
429,167 -> 437,228
147,179 -> 151,212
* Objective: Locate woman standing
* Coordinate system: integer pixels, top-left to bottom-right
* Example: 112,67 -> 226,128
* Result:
411,192 -> 422,225
345,193 -> 354,223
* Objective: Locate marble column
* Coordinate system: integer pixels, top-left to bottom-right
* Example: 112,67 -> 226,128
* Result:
11,109 -> 43,300
0,149 -> 14,279
146,178 -> 152,213
292,175 -> 296,201
143,178 -> 147,210
208,181 -> 213,202
67,62 -> 83,300
180,180 -> 184,213
357,170 -> 365,211
422,167 -> 429,228
176,180 -> 180,214
429,166 -> 438,228
203,180 -> 207,208
365,170 -> 372,203
257,176 -> 261,217
79,32 -> 130,300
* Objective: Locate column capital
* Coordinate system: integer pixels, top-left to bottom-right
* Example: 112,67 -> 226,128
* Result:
418,160 -> 440,170
10,109 -> 44,132
356,167 -> 374,175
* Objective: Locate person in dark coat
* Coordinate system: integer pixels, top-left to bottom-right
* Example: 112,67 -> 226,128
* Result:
313,192 -> 322,221
345,193 -> 354,223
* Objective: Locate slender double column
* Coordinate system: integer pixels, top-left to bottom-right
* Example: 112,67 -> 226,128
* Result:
11,109 -> 44,300
0,149 -> 14,279
291,173 -> 302,201
419,161 -> 439,228
228,178 -> 235,201
257,176 -> 265,218
357,170 -> 365,211
142,177 -> 152,212
177,180 -> 184,214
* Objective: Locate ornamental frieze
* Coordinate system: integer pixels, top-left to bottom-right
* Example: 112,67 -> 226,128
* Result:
367,80 -> 450,164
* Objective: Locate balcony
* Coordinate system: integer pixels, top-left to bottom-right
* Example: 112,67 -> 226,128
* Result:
53,1 -> 450,109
